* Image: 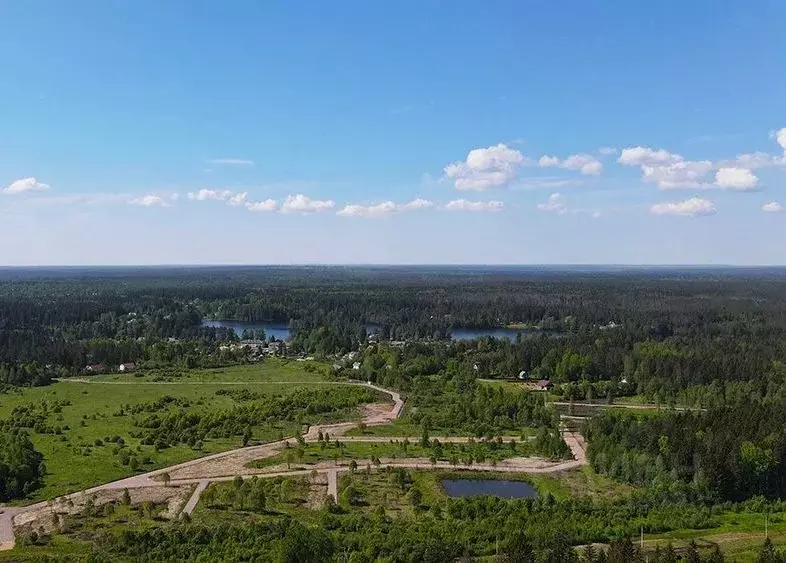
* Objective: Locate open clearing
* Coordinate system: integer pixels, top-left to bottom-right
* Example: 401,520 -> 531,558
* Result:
0,360 -> 356,502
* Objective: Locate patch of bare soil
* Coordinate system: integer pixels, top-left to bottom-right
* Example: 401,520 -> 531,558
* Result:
362,402 -> 395,424
306,472 -> 328,509
14,486 -> 192,534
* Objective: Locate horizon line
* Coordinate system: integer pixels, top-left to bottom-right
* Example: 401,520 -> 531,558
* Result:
2,263 -> 786,269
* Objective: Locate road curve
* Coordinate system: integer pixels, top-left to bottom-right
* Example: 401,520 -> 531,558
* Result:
0,382 -> 403,550
0,381 -> 587,551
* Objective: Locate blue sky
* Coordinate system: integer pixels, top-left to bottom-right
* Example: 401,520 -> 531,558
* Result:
2,0 -> 786,265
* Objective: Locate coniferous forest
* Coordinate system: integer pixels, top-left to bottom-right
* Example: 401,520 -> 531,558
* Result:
2,266 -> 786,561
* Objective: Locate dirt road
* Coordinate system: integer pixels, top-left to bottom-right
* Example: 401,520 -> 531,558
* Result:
327,469 -> 339,501
0,381 -> 587,551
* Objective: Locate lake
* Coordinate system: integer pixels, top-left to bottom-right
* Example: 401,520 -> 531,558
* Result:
441,478 -> 538,499
450,327 -> 543,341
201,320 -> 380,341
202,320 -> 547,343
201,320 -> 291,341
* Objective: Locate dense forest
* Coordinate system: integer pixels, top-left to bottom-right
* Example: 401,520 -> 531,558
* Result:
3,266 -> 786,402
585,399 -> 786,501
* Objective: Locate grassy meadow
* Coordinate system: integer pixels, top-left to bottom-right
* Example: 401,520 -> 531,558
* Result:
0,360 -> 365,503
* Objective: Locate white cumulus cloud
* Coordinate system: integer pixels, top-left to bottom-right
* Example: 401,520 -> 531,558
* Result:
129,194 -> 171,208
338,198 -> 434,219
245,199 -> 278,212
443,144 -> 526,190
399,198 -> 433,211
2,177 -> 51,195
762,201 -> 784,213
188,189 -> 233,201
619,146 -> 714,189
444,199 -> 504,212
280,194 -> 335,214
714,167 -> 758,190
538,155 -> 561,167
537,193 -> 568,214
227,192 -> 249,206
776,128 -> 786,152
643,160 -> 713,189
650,197 -> 716,217
618,147 -> 682,167
539,154 -> 602,175
562,154 -> 603,175
339,202 -> 396,218
727,151 -> 782,169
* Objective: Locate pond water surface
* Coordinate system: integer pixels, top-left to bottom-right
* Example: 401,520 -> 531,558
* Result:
441,478 -> 538,499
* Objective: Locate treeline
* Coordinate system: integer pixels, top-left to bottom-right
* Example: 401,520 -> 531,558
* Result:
0,431 -> 45,501
0,362 -> 53,388
4,267 -> 786,400
584,399 -> 786,501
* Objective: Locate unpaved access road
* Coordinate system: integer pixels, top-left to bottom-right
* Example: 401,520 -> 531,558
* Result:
0,381 -> 586,551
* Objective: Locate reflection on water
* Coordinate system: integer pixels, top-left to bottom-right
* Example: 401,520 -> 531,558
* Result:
201,320 -> 291,340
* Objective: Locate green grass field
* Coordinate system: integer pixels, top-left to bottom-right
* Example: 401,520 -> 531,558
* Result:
640,509 -> 786,561
86,360 -> 334,384
0,360 -> 367,503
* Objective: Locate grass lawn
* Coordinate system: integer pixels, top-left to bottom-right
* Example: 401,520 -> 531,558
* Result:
641,509 -> 786,561
86,359 -> 335,384
0,360 -> 370,504
526,466 -> 635,501
0,534 -> 92,562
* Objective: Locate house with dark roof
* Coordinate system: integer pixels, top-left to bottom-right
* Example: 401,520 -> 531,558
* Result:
535,379 -> 554,391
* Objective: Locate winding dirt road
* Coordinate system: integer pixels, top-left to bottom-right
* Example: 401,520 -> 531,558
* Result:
0,381 -> 585,550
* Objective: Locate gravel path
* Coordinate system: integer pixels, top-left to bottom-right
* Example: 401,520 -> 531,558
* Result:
327,469 -> 339,502
182,481 -> 208,516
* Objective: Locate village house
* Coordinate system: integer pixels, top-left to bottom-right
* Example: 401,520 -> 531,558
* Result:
118,362 -> 136,373
535,379 -> 554,391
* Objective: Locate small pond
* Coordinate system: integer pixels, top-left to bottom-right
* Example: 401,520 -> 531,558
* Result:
441,478 -> 538,499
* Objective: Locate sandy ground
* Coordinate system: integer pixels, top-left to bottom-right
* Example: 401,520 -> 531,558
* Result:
12,485 -> 192,536
306,472 -> 328,509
